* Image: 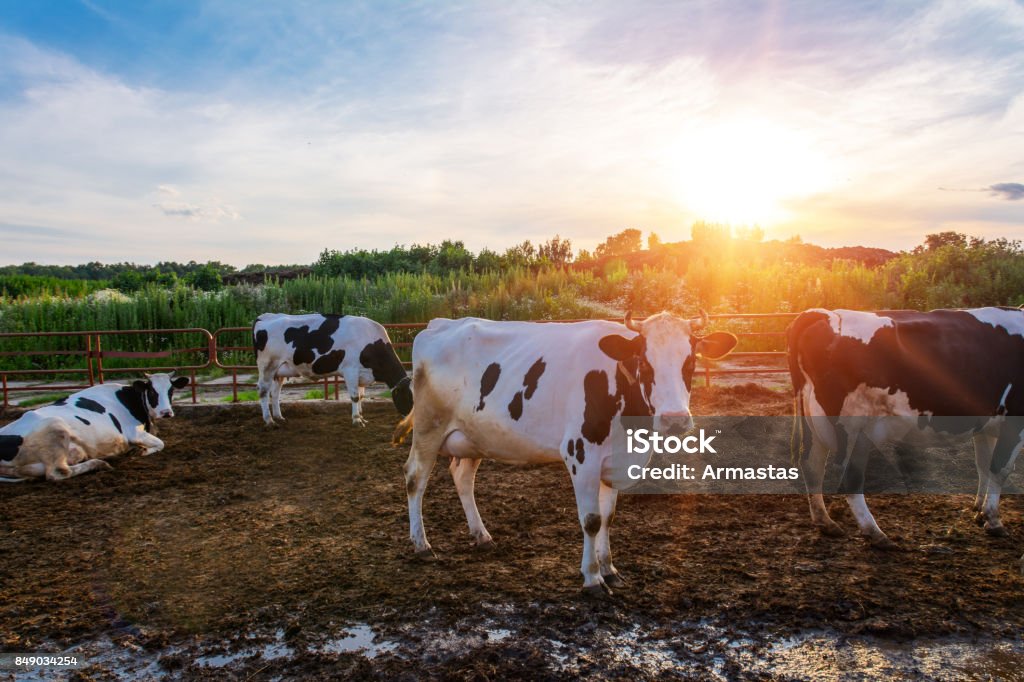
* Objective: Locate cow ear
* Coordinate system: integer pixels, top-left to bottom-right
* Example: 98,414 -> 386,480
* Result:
695,332 -> 738,359
132,380 -> 149,393
599,334 -> 642,361
172,376 -> 190,389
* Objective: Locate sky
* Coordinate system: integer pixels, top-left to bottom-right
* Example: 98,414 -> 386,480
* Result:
0,0 -> 1022,266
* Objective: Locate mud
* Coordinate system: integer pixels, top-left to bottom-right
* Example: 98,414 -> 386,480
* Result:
1,384 -> 1023,680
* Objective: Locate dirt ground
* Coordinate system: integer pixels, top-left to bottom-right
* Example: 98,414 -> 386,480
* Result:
2,384 -> 1023,681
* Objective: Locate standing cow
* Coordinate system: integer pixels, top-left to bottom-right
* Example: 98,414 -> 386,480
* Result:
788,307 -> 1024,549
393,312 -> 737,594
0,372 -> 189,482
253,313 -> 413,426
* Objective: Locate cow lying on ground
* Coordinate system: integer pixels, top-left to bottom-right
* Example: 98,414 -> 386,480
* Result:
393,312 -> 737,594
0,372 -> 189,482
788,307 -> 1024,548
253,313 -> 413,427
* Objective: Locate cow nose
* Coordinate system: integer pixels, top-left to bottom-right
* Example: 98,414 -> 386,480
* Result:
659,411 -> 693,435
159,409 -> 174,418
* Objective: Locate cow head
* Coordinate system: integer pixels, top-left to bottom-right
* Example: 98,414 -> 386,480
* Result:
133,372 -> 190,419
599,311 -> 737,434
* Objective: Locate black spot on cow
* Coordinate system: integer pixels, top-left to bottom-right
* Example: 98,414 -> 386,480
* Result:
146,384 -> 159,409
508,391 -> 524,420
312,348 -> 346,375
584,513 -> 602,535
117,383 -> 153,432
75,416 -> 90,425
284,315 -> 342,366
575,438 -> 585,464
53,397 -> 68,406
567,439 -> 575,459
253,328 -> 269,354
359,338 -> 413,415
109,413 -> 122,433
572,464 -> 577,476
581,370 -> 619,444
476,363 -> 502,412
0,435 -> 23,462
506,357 -> 547,421
76,397 -> 106,414
523,358 -> 546,399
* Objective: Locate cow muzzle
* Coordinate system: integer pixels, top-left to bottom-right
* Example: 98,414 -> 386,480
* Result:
657,411 -> 694,436
158,409 -> 174,419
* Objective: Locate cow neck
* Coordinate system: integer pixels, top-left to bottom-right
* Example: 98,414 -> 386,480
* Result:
115,386 -> 153,432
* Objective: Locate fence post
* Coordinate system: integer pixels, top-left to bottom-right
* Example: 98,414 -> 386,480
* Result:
2,374 -> 7,410
190,368 -> 197,404
323,376 -> 329,401
95,334 -> 104,384
334,376 -> 340,401
85,335 -> 94,386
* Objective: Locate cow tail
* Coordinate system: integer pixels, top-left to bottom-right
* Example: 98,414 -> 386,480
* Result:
786,312 -> 816,466
392,409 -> 414,446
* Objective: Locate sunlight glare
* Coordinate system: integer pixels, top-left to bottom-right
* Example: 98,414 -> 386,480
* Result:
667,119 -> 836,227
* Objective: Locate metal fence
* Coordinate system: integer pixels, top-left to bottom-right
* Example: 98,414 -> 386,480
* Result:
0,313 -> 798,408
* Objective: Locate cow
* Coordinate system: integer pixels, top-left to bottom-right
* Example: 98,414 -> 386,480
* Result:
253,313 -> 413,427
393,312 -> 737,594
0,372 -> 189,482
788,307 -> 1024,549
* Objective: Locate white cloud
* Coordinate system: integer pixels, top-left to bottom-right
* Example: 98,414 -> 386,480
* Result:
0,1 -> 1022,265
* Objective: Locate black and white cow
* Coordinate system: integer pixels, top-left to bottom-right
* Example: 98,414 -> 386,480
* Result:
253,313 -> 413,426
788,307 -> 1024,549
0,373 -> 189,482
393,312 -> 737,594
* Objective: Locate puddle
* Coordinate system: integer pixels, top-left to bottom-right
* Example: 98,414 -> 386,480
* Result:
319,624 -> 398,658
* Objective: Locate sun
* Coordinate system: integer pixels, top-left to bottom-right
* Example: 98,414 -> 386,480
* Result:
666,118 -> 836,227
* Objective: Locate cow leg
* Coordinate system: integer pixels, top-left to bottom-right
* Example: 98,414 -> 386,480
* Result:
132,432 -> 165,456
449,457 -> 493,547
597,481 -> 623,587
840,432 -> 894,548
979,421 -> 1024,537
344,368 -> 366,426
405,438 -> 441,558
257,364 -> 277,426
801,438 -> 843,537
972,433 -> 996,520
271,377 -> 286,421
66,459 -> 113,478
571,471 -> 607,594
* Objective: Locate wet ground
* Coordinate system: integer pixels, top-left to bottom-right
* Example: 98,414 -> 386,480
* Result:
2,384 -> 1023,680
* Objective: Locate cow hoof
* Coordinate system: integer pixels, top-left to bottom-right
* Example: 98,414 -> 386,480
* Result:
580,583 -> 612,599
602,573 -> 625,589
817,521 -> 845,538
974,512 -> 987,527
869,536 -> 899,551
264,420 -> 280,429
475,539 -> 496,552
985,525 -> 1009,538
98,461 -> 114,471
413,548 -> 437,561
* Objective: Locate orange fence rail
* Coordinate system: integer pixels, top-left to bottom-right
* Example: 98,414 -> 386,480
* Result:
0,313 -> 798,408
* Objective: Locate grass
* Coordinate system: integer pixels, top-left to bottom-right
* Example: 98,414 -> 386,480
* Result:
220,390 -> 260,403
303,389 -> 325,400
15,393 -> 71,407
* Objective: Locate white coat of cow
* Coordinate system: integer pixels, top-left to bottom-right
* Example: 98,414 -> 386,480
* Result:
0,373 -> 189,482
393,313 -> 737,594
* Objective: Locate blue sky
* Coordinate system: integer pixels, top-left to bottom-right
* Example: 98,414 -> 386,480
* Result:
1,0 -> 1022,265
